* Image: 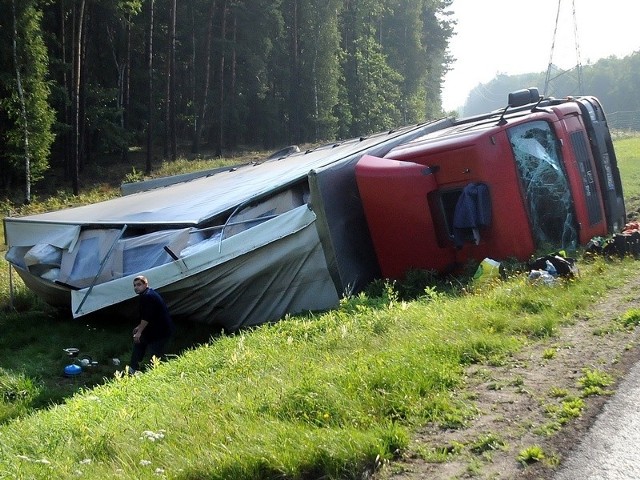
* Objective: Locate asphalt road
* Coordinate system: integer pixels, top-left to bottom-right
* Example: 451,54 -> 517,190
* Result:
554,358 -> 640,479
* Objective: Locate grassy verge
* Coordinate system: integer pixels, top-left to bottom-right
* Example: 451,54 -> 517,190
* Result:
0,256 -> 637,479
616,135 -> 640,218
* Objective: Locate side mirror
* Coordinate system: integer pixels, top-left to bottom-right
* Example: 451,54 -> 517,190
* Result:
508,87 -> 541,108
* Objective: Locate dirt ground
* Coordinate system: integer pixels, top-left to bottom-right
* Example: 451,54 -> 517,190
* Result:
374,270 -> 640,480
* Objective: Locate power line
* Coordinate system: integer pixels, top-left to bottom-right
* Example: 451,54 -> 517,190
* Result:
544,0 -> 584,97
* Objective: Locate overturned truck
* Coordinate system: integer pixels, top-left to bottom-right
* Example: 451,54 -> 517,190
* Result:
3,88 -> 625,330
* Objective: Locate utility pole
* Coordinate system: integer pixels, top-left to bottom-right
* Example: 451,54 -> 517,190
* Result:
544,0 -> 584,98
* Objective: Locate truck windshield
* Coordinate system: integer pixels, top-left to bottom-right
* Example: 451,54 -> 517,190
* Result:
508,120 -> 577,251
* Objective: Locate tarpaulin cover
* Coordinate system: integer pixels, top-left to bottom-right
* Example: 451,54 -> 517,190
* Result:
4,126 -> 429,231
71,206 -> 338,329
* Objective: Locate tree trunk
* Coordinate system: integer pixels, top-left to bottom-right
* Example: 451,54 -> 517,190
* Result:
121,14 -> 131,164
163,6 -> 170,160
79,8 -> 89,171
72,0 -> 86,195
190,6 -> 196,151
11,0 -> 31,204
192,0 -> 216,154
60,0 -> 72,178
290,0 -> 301,143
145,0 -> 154,174
228,10 -> 237,148
168,0 -> 177,160
215,0 -> 227,157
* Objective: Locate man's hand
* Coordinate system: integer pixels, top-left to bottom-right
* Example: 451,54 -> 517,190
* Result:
132,320 -> 148,344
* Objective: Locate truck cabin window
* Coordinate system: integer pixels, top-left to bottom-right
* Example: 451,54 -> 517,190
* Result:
508,121 -> 577,251
432,184 -> 491,248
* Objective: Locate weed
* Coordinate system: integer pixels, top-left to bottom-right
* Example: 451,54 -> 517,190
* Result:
466,457 -> 484,475
545,396 -> 585,424
559,397 -> 585,423
593,324 -> 621,336
396,269 -> 441,300
517,445 -> 546,465
415,441 -> 464,463
510,376 -> 525,387
619,308 -> 640,328
578,368 -> 614,396
547,453 -> 562,467
123,166 -> 144,183
469,433 -> 507,455
548,386 -> 569,398
533,422 -> 562,436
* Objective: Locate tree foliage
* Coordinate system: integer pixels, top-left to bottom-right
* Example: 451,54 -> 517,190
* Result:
461,51 -> 640,117
3,0 -> 640,201
0,0 -> 456,196
0,0 -> 55,193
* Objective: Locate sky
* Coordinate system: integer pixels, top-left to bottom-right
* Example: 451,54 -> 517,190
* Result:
442,0 -> 640,111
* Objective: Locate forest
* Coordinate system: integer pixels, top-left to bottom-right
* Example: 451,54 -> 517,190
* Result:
0,0 -> 455,201
461,51 -> 640,118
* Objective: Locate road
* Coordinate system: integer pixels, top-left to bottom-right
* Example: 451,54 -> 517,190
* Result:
554,357 -> 640,479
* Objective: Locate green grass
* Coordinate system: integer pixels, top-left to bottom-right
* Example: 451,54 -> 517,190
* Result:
0,137 -> 639,478
0,256 -> 637,479
616,136 -> 640,216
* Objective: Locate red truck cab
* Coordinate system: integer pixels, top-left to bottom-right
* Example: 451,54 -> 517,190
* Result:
355,88 -> 625,278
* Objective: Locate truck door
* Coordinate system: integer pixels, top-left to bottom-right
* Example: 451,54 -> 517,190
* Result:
355,154 -> 449,278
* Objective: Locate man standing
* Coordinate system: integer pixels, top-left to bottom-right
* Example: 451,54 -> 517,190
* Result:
129,275 -> 175,374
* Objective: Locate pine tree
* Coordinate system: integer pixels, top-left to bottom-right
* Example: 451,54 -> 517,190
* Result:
0,0 -> 55,198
